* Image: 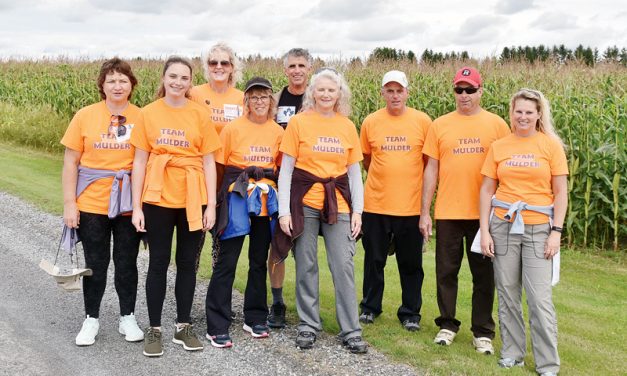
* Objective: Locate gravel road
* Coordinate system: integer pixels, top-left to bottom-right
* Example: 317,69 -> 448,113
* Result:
0,192 -> 419,376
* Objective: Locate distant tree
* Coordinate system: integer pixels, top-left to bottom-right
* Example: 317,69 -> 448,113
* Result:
407,50 -> 416,62
603,46 -> 620,62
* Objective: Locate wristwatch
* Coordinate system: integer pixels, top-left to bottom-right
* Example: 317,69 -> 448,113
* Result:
551,226 -> 563,233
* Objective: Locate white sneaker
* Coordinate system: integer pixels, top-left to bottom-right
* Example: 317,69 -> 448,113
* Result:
434,329 -> 456,346
76,316 -> 99,346
119,313 -> 144,342
473,336 -> 494,354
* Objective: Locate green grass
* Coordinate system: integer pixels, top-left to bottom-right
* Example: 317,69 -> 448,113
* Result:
2,141 -> 625,375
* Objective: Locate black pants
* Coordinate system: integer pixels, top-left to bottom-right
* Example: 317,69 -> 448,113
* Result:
360,212 -> 424,323
206,217 -> 271,335
434,219 -> 495,338
77,212 -> 140,318
144,203 -> 205,327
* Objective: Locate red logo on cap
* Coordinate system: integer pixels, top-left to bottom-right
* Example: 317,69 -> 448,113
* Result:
462,69 -> 471,76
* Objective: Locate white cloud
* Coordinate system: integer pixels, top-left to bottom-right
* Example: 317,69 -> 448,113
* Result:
530,12 -> 577,31
495,0 -> 534,15
310,0 -> 381,21
347,17 -> 425,42
454,15 -> 506,44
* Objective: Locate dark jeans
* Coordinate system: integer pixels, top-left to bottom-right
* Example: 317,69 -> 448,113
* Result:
434,219 -> 495,338
77,212 -> 140,318
360,212 -> 424,323
206,216 -> 271,335
144,203 -> 205,327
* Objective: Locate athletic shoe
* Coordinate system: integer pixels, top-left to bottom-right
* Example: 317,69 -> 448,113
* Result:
118,313 -> 144,342
498,358 -> 525,368
473,336 -> 494,355
267,302 -> 287,328
539,372 -> 558,376
243,323 -> 270,338
206,333 -> 233,348
359,312 -> 375,324
143,327 -> 163,357
75,316 -> 99,346
434,329 -> 456,346
295,331 -> 316,349
343,336 -> 368,354
402,319 -> 420,332
173,324 -> 203,351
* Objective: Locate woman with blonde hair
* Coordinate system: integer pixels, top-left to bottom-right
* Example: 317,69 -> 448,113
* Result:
131,56 -> 221,357
479,88 -> 568,376
272,68 -> 367,354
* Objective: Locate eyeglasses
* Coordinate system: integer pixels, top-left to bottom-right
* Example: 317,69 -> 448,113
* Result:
249,95 -> 270,103
454,86 -> 479,95
208,60 -> 231,68
108,115 -> 127,137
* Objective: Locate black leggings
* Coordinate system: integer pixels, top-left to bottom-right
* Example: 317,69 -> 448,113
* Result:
144,203 -> 205,327
77,212 -> 140,318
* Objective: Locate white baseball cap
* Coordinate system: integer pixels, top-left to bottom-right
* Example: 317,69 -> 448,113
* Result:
382,70 -> 408,88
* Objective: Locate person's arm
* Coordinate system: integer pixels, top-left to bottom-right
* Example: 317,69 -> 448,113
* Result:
479,176 -> 497,258
545,175 -> 568,259
362,153 -> 371,172
131,149 -> 148,232
278,154 -> 295,236
203,152 -> 217,231
62,148 -> 82,228
347,162 -> 363,239
419,157 -> 439,242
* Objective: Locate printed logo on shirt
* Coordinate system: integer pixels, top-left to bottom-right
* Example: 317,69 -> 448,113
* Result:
245,145 -> 275,163
93,127 -> 133,150
277,106 -> 296,124
381,135 -> 411,152
312,136 -> 345,154
210,104 -> 242,123
504,153 -> 540,168
156,128 -> 190,147
453,137 -> 485,155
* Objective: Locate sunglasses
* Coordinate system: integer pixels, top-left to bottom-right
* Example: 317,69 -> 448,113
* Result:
454,86 -> 479,94
208,60 -> 232,68
108,115 -> 127,137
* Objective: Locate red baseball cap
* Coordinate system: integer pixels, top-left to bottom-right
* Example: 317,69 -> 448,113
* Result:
453,67 -> 482,87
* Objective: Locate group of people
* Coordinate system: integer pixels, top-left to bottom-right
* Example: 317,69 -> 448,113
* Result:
61,43 -> 567,376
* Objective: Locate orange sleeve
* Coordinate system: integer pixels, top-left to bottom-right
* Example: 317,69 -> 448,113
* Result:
216,123 -> 229,165
60,111 -> 84,152
200,118 -> 221,156
497,118 -> 511,138
481,144 -> 498,179
279,116 -> 300,158
360,118 -> 371,155
130,111 -> 151,152
346,122 -> 363,165
422,122 -> 439,160
550,138 -> 569,176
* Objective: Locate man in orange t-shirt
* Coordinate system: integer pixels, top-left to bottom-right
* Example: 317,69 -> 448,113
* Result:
419,67 -> 510,353
358,70 -> 431,332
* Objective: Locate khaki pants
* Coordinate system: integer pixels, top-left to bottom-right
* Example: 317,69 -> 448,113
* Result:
491,217 -> 560,374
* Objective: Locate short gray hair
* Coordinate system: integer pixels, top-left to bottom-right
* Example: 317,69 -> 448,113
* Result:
282,48 -> 313,68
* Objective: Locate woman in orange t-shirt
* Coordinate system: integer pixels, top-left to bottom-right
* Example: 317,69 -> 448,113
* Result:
130,56 -> 220,357
61,57 -> 144,347
479,89 -> 568,375
275,68 -> 367,354
205,77 -> 283,348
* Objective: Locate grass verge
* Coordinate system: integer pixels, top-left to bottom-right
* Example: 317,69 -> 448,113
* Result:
1,142 -> 625,375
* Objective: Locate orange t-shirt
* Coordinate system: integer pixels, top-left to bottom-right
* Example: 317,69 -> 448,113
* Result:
280,111 -> 363,213
131,98 -> 221,208
481,132 -> 569,224
361,108 -> 432,216
190,84 -> 244,135
422,109 -> 510,219
61,101 -> 140,215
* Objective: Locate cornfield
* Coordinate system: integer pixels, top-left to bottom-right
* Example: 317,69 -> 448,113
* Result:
0,58 -> 625,250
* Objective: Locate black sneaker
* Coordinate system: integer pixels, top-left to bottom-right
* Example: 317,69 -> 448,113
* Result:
343,336 -> 368,354
295,331 -> 316,349
206,333 -> 233,348
402,319 -> 420,332
267,302 -> 287,328
243,323 -> 270,338
359,312 -> 375,324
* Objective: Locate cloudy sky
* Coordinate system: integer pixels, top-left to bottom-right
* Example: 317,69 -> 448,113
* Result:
1,0 -> 625,60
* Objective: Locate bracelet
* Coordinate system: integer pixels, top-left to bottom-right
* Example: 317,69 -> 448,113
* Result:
551,226 -> 563,233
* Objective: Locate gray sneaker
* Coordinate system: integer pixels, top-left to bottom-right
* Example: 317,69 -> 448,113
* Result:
402,319 -> 420,332
295,331 -> 316,349
173,324 -> 203,351
143,328 -> 163,357
498,358 -> 524,368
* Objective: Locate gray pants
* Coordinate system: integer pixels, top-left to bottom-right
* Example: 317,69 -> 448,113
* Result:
293,206 -> 361,340
491,217 -> 560,374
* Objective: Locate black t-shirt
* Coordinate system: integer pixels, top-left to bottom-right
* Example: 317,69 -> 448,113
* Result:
276,86 -> 304,129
